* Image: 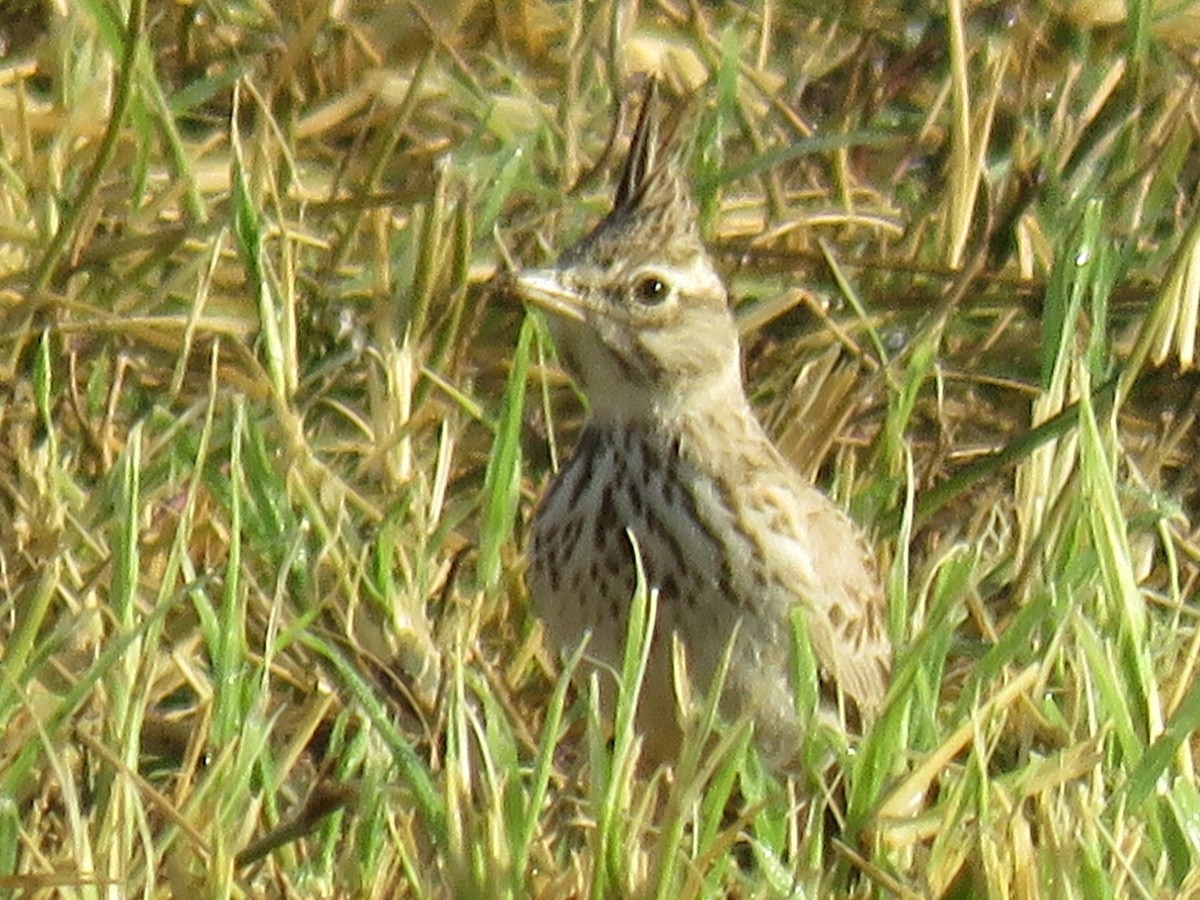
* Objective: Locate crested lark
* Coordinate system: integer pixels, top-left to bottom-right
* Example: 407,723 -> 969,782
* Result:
515,81 -> 890,768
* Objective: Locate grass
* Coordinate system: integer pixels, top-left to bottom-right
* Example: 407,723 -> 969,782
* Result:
2,0 -> 1200,896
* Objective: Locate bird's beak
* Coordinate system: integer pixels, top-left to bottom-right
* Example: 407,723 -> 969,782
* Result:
513,270 -> 588,323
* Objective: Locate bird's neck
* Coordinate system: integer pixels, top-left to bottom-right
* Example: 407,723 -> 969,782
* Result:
584,367 -> 770,472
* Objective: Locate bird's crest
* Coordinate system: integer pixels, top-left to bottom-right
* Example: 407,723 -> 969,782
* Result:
579,78 -> 702,267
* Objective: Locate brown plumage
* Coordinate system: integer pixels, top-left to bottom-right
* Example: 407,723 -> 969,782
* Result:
515,80 -> 890,769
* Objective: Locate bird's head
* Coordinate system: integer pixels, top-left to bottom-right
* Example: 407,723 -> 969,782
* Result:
515,80 -> 742,424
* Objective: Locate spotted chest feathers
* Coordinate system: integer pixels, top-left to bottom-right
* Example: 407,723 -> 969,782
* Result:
529,422 -> 733,635
526,420 -> 805,740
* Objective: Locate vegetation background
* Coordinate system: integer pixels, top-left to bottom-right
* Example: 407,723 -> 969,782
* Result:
3,0 -> 1200,896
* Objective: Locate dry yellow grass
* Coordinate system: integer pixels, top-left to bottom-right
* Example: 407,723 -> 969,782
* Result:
2,1 -> 1200,896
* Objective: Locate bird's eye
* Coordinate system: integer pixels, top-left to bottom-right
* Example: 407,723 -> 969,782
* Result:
633,275 -> 670,306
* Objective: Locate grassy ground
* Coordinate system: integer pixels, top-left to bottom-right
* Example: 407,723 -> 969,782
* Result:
3,0 -> 1200,896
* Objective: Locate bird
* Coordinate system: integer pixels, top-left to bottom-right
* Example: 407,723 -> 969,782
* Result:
513,79 -> 890,770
